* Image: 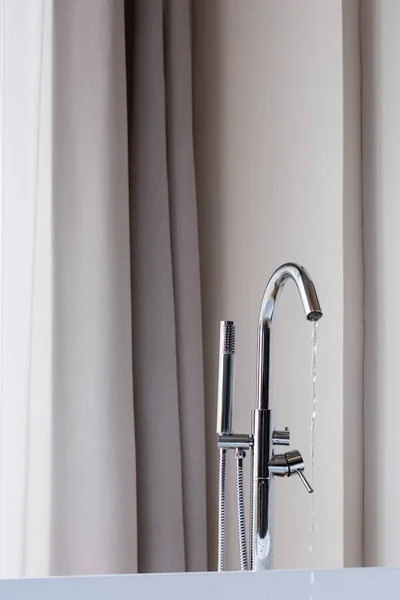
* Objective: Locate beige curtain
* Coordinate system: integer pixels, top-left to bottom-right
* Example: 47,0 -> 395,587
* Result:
51,0 -> 137,575
125,0 -> 207,573
0,0 -> 206,577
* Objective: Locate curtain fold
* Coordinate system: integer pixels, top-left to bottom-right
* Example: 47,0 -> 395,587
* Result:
0,0 -> 45,577
125,0 -> 207,573
163,0 -> 208,572
0,0 -> 207,577
51,0 -> 137,575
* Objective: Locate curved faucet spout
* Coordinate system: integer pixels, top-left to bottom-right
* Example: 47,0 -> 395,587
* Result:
256,263 -> 322,411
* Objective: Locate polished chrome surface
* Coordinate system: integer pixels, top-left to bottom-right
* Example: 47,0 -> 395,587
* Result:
218,433 -> 253,449
268,452 -> 290,476
217,321 -> 236,571
216,321 -> 236,435
284,449 -> 314,493
256,263 -> 322,412
272,428 -> 290,446
251,263 -> 322,570
268,449 -> 313,493
217,448 -> 228,572
251,408 -> 274,570
297,470 -> 313,494
215,263 -> 322,572
285,448 -> 306,475
235,449 -> 248,570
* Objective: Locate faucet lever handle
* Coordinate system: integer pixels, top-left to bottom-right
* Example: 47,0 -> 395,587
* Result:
296,470 -> 313,494
285,449 -> 314,494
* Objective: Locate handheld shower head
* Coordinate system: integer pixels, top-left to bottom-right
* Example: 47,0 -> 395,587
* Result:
216,321 -> 236,435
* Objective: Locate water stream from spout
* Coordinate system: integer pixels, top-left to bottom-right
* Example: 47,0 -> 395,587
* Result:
309,322 -> 318,557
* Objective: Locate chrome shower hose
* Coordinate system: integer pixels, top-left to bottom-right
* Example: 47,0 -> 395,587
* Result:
235,449 -> 248,571
217,448 -> 227,572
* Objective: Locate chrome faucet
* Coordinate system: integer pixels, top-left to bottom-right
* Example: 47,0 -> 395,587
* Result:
216,262 -> 323,571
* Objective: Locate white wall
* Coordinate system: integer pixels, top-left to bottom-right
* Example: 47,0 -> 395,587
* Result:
362,0 -> 400,567
193,0 -> 363,571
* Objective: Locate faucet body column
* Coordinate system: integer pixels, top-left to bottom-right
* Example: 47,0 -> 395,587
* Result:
250,263 -> 322,570
251,407 -> 274,569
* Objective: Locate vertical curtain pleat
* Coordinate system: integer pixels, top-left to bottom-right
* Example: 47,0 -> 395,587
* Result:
163,0 -> 207,572
51,0 -> 137,575
125,0 -> 186,573
125,0 -> 207,573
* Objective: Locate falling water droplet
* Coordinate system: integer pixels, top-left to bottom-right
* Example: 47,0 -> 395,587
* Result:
309,571 -> 315,600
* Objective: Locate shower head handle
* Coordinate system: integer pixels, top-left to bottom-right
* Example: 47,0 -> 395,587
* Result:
216,321 -> 236,435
